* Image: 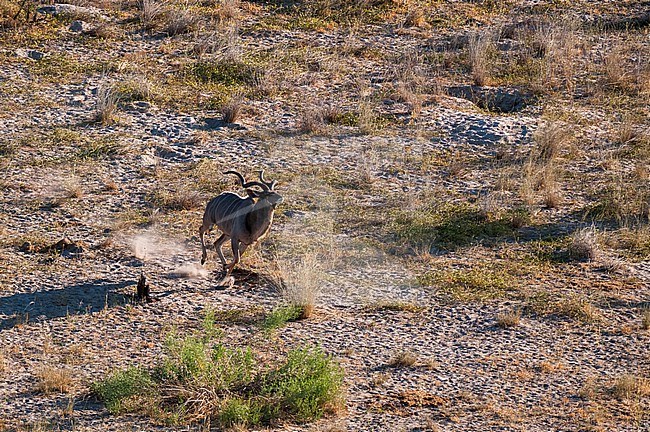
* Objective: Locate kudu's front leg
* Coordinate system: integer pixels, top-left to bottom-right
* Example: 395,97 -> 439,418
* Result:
225,238 -> 248,275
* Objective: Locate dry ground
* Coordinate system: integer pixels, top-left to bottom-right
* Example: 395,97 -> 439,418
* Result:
0,0 -> 649,431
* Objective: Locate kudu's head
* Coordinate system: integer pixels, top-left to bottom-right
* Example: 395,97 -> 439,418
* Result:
225,170 -> 283,207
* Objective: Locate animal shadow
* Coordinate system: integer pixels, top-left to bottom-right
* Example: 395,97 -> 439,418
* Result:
0,279 -> 132,330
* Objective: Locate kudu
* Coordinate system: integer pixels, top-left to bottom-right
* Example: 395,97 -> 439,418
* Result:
199,170 -> 283,274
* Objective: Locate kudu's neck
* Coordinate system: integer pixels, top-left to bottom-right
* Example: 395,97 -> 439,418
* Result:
246,198 -> 274,236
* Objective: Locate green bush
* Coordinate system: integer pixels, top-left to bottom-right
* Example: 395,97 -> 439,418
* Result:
218,398 -> 263,427
262,305 -> 304,330
92,367 -> 155,414
93,332 -> 343,427
260,347 -> 344,422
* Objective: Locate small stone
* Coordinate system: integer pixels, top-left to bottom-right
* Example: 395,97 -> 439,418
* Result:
204,117 -> 227,129
70,94 -> 85,106
135,101 -> 151,109
69,20 -> 90,32
15,49 -> 46,61
37,4 -> 105,19
446,85 -> 534,113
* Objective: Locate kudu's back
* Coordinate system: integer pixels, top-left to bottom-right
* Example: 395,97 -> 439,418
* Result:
203,192 -> 254,235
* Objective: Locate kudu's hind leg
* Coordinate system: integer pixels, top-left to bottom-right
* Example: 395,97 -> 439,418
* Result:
199,223 -> 211,265
214,233 -> 228,271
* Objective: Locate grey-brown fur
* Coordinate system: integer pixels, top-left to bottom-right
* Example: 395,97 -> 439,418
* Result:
199,170 -> 283,274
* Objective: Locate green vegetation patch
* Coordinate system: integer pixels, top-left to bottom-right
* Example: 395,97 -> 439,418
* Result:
188,60 -> 260,87
93,333 -> 343,427
76,139 -> 126,160
262,304 -> 305,330
418,266 -> 515,302
525,292 -> 602,324
92,367 -> 156,414
390,202 -> 524,250
259,0 -> 396,30
603,227 -> 650,261
582,179 -> 649,225
325,110 -> 359,127
363,301 -> 424,313
29,54 -> 104,79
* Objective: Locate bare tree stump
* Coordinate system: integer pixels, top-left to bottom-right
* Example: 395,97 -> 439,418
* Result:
136,273 -> 152,303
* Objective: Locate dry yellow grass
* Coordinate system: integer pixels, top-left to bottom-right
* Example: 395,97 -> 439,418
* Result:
35,366 -> 74,394
611,375 -> 650,399
388,351 -> 418,368
272,252 -> 324,319
642,308 -> 650,330
496,309 -> 521,328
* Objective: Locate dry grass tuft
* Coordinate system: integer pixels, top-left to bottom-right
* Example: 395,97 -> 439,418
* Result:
556,295 -> 601,323
537,360 -> 564,373
214,0 -> 240,23
403,8 -> 427,28
530,19 -> 580,92
610,375 -> 650,399
221,94 -> 244,124
299,106 -> 325,134
613,115 -> 642,145
531,122 -> 573,163
568,228 -> 599,261
117,75 -> 156,102
138,0 -> 166,30
95,82 -> 120,125
274,253 -> 323,319
603,46 -> 635,92
152,188 -> 203,211
468,31 -> 494,86
164,6 -> 199,36
62,177 -> 84,199
496,309 -> 521,328
388,351 -> 418,368
104,178 -> 119,192
519,122 -> 572,206
35,366 -> 74,394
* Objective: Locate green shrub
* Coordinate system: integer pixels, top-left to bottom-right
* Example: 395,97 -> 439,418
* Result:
94,342 -> 342,427
92,367 -> 155,414
260,347 -> 344,422
262,305 -> 304,330
218,397 -> 263,427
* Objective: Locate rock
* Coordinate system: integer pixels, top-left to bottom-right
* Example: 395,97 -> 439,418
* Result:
37,4 -> 106,19
70,94 -> 85,106
136,273 -> 152,303
15,49 -> 46,61
131,101 -> 152,111
69,20 -> 91,33
204,117 -> 227,129
19,242 -> 34,252
445,85 -> 534,113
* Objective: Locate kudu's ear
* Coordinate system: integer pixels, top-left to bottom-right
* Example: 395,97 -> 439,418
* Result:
246,189 -> 259,198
